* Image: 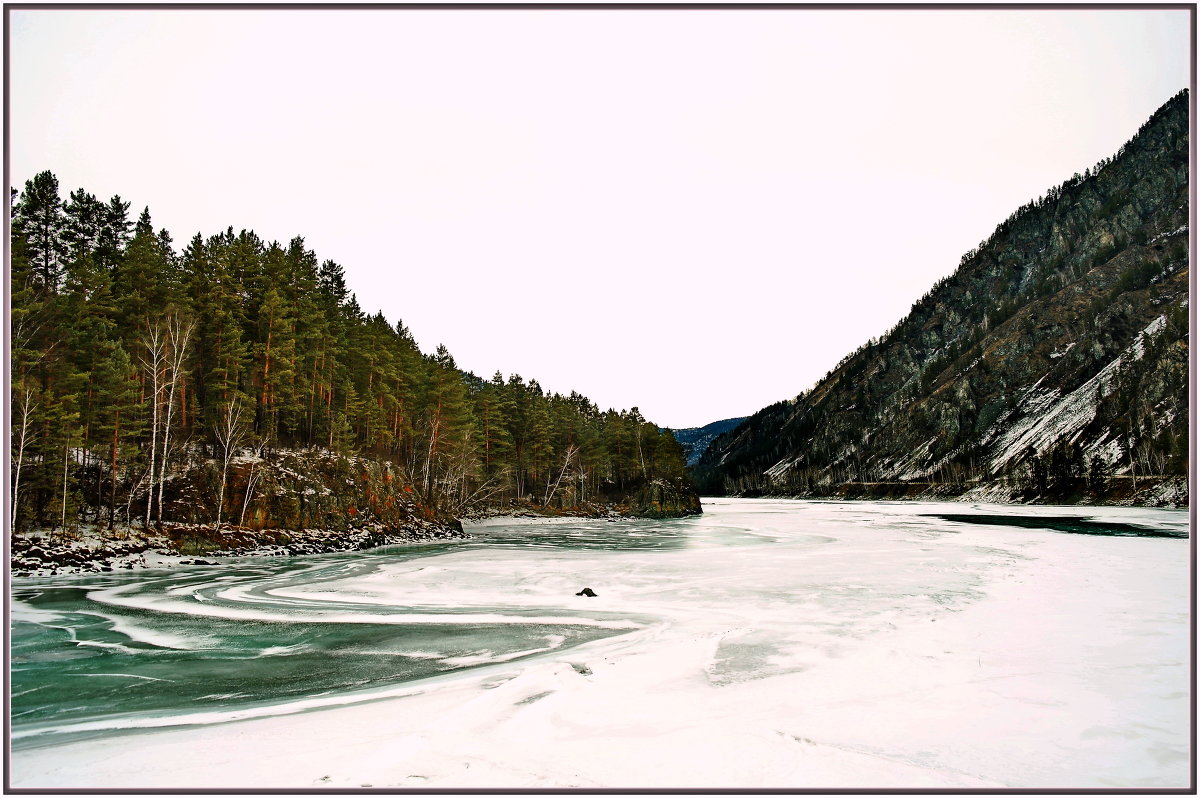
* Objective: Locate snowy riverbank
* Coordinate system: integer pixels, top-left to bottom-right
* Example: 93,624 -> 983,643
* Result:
11,499 -> 1189,789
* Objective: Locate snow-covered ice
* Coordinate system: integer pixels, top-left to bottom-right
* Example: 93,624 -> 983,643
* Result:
10,499 -> 1190,789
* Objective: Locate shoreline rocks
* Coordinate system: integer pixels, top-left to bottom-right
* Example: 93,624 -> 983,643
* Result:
10,519 -> 469,578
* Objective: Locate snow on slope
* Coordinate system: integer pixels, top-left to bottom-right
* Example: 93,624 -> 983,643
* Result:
986,315 -> 1167,473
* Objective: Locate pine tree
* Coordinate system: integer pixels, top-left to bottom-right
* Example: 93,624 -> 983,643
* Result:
98,195 -> 133,269
525,385 -> 555,498
253,282 -> 294,443
13,171 -> 67,294
90,343 -> 141,529
63,189 -> 105,265
475,371 -> 515,481
280,237 -> 323,443
113,208 -> 178,339
417,345 -> 476,512
188,230 -> 249,420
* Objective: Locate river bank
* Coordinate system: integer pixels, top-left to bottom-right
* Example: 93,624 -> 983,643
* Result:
9,503 -> 653,577
8,519 -> 468,578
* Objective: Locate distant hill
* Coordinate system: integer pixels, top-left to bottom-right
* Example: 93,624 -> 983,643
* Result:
694,90 -> 1189,507
668,417 -> 748,467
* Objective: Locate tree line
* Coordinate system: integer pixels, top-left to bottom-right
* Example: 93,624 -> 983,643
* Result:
10,170 -> 689,532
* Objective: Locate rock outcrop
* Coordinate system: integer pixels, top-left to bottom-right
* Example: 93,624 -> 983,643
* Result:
626,477 -> 704,518
161,449 -> 460,533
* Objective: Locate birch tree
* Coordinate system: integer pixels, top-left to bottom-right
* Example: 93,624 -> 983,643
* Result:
11,381 -> 38,527
544,444 -> 579,507
213,399 -> 247,527
238,442 -> 265,527
138,321 -> 167,529
155,312 -> 195,527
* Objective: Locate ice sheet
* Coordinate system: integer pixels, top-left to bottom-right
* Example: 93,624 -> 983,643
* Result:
10,499 -> 1189,789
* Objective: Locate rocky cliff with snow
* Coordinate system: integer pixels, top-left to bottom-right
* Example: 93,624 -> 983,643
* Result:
695,90 -> 1189,507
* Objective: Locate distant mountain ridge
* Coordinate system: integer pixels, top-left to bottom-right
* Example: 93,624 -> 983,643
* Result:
668,417 -> 748,467
694,90 -> 1189,507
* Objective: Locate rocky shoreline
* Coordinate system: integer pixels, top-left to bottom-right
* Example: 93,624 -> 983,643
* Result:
10,487 -> 709,578
8,502 -> 697,578
10,519 -> 469,578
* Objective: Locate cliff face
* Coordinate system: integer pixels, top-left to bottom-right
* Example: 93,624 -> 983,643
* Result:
696,91 -> 1189,507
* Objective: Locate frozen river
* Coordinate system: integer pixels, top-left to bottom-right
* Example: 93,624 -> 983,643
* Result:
10,499 -> 1191,789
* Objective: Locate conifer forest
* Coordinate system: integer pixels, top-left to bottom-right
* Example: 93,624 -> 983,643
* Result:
9,171 -> 696,535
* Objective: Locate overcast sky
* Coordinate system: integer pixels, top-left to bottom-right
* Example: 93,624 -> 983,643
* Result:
8,7 -> 1191,428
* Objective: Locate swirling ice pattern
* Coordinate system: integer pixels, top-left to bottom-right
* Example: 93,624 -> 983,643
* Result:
15,508 -> 1103,750
11,528 -> 669,749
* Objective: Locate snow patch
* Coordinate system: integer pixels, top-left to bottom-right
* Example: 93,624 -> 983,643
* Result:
989,316 -> 1167,472
1048,343 -> 1075,359
1148,223 -> 1188,244
894,437 -> 940,481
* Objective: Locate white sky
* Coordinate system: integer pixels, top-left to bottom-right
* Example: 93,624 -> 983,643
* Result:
8,8 -> 1191,429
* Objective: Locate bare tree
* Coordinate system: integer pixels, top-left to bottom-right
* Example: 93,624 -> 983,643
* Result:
631,410 -> 648,481
60,433 -> 71,531
544,444 -> 579,507
213,399 -> 247,527
139,321 -> 168,529
424,421 -> 477,515
1126,436 -> 1138,490
238,441 -> 265,527
454,468 -> 510,515
11,381 -> 38,527
11,334 -> 57,530
124,468 -> 150,539
155,312 -> 195,527
422,408 -> 441,507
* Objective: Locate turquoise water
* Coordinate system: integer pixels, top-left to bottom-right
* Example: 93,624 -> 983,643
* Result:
14,506 -> 1186,754
11,519 -> 693,749
10,501 -> 1191,790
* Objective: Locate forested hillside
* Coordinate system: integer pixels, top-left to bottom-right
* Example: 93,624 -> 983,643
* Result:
668,417 -> 747,467
696,90 -> 1189,507
10,175 -> 699,536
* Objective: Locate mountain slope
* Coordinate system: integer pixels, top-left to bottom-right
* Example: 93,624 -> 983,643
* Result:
695,90 -> 1189,507
668,417 -> 748,467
